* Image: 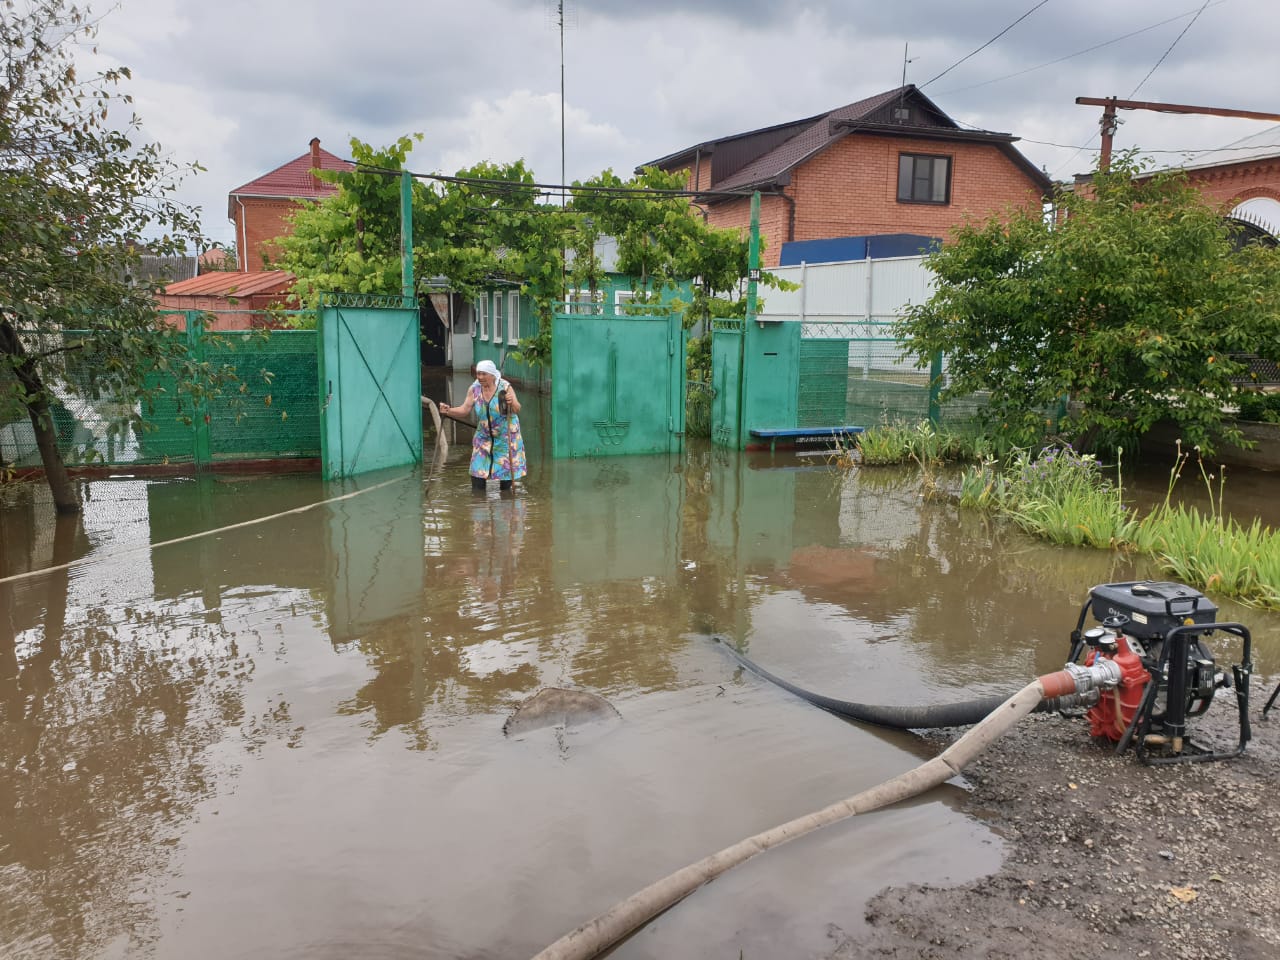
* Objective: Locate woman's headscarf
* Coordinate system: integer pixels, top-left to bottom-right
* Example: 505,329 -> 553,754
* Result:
475,359 -> 501,380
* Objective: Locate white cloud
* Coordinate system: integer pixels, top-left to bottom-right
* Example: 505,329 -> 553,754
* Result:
48,0 -> 1280,248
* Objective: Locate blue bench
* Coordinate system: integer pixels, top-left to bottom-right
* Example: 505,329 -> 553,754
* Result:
749,426 -> 865,453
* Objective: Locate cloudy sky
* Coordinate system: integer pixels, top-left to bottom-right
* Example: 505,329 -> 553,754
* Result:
74,0 -> 1280,247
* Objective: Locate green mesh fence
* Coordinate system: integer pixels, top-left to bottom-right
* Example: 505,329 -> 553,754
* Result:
1,315 -> 320,469
205,331 -> 320,461
798,336 -> 995,430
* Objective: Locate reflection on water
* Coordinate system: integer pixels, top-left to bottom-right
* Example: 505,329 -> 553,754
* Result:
2,405 -> 1278,959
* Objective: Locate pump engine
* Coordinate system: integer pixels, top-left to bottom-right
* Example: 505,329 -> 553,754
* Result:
1065,581 -> 1253,765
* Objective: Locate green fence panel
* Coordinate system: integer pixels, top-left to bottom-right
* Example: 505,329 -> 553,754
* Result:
1,317 -> 322,470
205,330 -> 321,461
797,340 -> 850,426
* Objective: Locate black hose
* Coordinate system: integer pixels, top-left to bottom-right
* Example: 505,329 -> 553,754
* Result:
713,636 -> 1049,730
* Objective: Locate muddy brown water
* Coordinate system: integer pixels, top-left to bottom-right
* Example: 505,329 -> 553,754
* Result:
3,380 -> 1279,960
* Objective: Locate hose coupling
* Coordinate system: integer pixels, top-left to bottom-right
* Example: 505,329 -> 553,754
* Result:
1039,659 -> 1123,700
1041,688 -> 1102,712
1064,659 -> 1123,694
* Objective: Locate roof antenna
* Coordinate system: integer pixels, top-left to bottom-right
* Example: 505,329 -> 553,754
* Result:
546,1 -> 578,208
900,42 -> 918,91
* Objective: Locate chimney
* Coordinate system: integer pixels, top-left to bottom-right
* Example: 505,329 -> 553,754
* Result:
310,137 -> 321,187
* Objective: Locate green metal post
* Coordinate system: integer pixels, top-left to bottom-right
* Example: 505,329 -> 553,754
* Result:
746,192 -> 760,322
928,350 -> 943,426
740,192 -> 761,447
187,311 -> 211,468
400,171 -> 414,301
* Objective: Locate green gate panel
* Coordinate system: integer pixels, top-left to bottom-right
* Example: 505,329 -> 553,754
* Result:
550,310 -> 684,459
319,304 -> 423,480
711,324 -> 743,449
742,321 -> 801,435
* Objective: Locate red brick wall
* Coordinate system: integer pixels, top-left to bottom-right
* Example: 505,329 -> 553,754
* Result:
695,134 -> 1046,266
232,198 -> 307,272
1177,158 -> 1280,210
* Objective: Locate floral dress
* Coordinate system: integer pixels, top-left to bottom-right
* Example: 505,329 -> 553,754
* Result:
469,379 -> 527,481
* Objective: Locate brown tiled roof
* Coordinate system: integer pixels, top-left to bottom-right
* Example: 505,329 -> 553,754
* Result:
163,270 -> 296,296
644,85 -> 1051,196
227,140 -> 353,217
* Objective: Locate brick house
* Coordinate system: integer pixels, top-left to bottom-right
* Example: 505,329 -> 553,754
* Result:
1147,124 -> 1280,245
227,138 -> 353,272
640,85 -> 1052,267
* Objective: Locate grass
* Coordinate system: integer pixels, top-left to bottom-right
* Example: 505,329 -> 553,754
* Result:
851,420 -> 993,467
955,441 -> 1280,609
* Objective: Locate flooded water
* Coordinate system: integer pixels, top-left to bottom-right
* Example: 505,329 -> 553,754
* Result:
3,379 -> 1279,960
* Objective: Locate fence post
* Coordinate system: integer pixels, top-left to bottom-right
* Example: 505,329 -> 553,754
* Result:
928,351 -> 943,426
187,311 -> 211,468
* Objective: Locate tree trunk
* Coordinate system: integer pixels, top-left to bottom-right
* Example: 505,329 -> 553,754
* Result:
26,394 -> 79,513
0,320 -> 80,514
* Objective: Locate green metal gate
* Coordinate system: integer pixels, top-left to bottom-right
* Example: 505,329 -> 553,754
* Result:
710,319 -> 744,448
318,296 -> 423,480
550,306 -> 686,458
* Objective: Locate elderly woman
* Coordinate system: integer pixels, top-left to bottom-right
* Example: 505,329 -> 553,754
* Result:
440,359 -> 527,491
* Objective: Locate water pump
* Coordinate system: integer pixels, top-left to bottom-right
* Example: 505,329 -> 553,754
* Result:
1066,580 -> 1253,764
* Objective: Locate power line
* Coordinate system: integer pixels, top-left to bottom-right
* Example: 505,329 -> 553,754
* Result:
1129,0 -> 1212,98
1020,137 -> 1280,157
920,0 -> 1050,88
352,164 -> 759,201
937,2 -> 1226,97
1050,0 -> 1214,178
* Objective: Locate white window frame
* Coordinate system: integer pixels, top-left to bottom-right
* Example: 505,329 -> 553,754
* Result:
491,291 -> 503,343
568,288 -> 604,315
614,289 -> 637,312
507,292 -> 521,345
476,296 -> 488,340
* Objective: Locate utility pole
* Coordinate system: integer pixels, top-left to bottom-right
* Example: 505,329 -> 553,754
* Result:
1077,96 -> 1280,171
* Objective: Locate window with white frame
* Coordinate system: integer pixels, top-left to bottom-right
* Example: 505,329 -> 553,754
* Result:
476,296 -> 488,340
614,289 -> 637,313
567,288 -> 604,314
491,291 -> 503,343
507,292 -> 521,345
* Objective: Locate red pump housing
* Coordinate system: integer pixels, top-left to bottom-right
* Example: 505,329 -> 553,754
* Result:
1085,638 -> 1151,740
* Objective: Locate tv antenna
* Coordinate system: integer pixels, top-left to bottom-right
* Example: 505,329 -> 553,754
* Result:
546,1 -> 578,208
900,42 -> 918,89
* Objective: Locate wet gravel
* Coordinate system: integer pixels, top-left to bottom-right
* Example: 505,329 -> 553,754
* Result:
826,697 -> 1280,960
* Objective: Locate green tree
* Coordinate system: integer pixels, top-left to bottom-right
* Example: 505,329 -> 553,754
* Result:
570,167 -> 761,378
278,144 -> 769,376
896,155 -> 1280,454
1,1 -> 223,512
278,138 -> 570,361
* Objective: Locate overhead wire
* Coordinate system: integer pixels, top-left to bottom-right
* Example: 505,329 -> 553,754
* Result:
354,163 -> 756,201
936,1 -> 1227,97
1128,0 -> 1213,98
919,0 -> 1050,89
1048,0 -> 1215,179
